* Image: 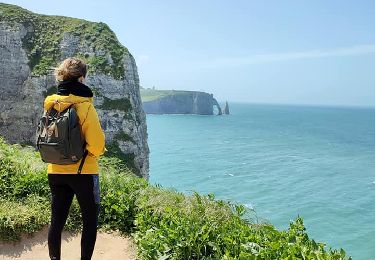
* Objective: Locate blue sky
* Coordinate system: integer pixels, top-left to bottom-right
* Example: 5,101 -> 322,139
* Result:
2,0 -> 375,106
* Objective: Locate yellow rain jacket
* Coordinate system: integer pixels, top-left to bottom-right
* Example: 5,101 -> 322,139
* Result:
44,94 -> 105,174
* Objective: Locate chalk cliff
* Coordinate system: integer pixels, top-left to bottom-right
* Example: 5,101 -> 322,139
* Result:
0,3 -> 149,178
141,90 -> 222,115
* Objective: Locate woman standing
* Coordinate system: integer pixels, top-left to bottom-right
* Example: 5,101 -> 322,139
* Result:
44,57 -> 105,260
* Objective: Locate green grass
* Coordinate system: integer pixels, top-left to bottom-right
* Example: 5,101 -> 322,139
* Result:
0,137 -> 351,259
0,3 -> 128,79
0,196 -> 50,241
140,89 -> 193,102
99,97 -> 132,112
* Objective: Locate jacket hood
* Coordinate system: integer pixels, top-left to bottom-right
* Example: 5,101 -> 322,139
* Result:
44,94 -> 93,112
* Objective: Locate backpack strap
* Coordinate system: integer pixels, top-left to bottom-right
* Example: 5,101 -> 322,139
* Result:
77,150 -> 88,174
40,109 -> 50,138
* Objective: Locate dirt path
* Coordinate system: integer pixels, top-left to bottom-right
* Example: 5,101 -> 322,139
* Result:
0,228 -> 137,260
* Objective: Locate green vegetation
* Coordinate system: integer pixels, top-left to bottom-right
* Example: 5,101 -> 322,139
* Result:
99,97 -> 132,112
105,141 -> 139,177
0,137 -> 350,259
140,89 -> 193,102
0,3 -> 128,78
115,131 -> 136,144
0,196 -> 50,241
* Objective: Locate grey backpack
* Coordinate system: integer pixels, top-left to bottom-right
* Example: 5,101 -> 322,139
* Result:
36,101 -> 88,173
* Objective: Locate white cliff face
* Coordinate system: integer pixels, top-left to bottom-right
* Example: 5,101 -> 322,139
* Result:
0,22 -> 34,142
142,91 -> 222,115
0,22 -> 149,178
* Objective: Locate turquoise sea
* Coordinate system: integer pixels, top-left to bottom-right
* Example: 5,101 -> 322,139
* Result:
147,103 -> 375,259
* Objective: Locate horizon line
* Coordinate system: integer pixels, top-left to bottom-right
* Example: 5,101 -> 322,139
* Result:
215,100 -> 375,109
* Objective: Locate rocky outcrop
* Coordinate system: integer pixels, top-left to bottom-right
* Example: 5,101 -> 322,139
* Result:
0,3 -> 149,178
223,101 -> 230,115
142,91 -> 222,115
212,98 -> 222,115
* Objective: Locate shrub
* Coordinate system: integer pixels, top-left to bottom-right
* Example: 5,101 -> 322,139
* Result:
0,140 -> 48,199
132,189 -> 350,259
99,157 -> 148,232
0,138 -> 351,259
0,195 -> 50,241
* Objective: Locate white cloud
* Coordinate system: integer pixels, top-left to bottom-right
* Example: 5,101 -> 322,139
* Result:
201,44 -> 375,68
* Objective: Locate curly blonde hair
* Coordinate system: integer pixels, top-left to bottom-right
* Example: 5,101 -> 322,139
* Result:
54,57 -> 87,82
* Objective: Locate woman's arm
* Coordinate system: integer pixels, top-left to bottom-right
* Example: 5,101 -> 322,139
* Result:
81,104 -> 105,157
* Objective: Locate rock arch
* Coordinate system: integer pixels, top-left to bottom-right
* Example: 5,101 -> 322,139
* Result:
212,98 -> 222,115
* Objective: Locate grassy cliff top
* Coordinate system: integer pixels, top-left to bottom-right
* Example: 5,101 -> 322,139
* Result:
140,88 -> 209,102
0,3 -> 128,79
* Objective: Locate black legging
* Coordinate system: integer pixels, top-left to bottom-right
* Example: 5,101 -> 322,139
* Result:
48,174 -> 100,260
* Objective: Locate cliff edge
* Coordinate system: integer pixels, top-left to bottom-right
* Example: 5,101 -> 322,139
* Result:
0,3 -> 149,178
141,89 -> 223,115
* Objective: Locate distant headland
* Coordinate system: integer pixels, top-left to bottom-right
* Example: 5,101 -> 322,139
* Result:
140,87 -> 229,115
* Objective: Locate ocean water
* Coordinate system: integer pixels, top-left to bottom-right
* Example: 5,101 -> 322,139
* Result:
147,103 -> 375,259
